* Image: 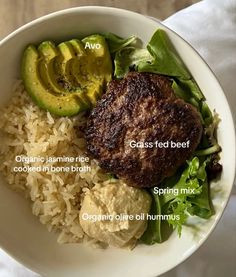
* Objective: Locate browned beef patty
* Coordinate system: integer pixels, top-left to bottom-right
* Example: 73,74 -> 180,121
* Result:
85,72 -> 203,188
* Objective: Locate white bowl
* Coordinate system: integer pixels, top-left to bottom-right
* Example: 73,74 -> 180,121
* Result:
0,6 -> 235,277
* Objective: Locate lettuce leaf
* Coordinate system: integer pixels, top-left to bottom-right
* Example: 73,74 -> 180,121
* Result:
161,157 -> 204,236
141,191 -> 162,244
138,29 -> 191,79
188,178 -> 214,219
161,157 -> 202,204
166,200 -> 191,237
195,113 -> 221,156
114,47 -> 152,79
142,157 -> 214,242
103,32 -> 137,53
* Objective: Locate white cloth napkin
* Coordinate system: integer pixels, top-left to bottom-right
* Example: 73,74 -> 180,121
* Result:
0,0 -> 236,276
163,0 -> 236,121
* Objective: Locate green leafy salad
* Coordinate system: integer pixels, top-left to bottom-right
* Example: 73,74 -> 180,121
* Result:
103,30 -> 222,244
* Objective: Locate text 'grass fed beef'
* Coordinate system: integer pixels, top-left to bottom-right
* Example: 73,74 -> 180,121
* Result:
85,72 -> 203,188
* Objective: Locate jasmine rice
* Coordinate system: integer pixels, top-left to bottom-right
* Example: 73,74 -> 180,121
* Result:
0,81 -> 115,245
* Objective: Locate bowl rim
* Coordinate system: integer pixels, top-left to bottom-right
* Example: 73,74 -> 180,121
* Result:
0,5 -> 235,277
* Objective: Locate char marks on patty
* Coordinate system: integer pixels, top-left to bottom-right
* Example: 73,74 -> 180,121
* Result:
85,72 -> 203,188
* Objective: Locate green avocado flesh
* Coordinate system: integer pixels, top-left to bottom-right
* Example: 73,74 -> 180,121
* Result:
21,35 -> 112,116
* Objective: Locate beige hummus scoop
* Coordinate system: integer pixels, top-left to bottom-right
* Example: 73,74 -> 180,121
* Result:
79,181 -> 151,249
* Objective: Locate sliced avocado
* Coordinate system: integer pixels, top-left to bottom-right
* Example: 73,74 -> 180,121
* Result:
81,35 -> 112,105
38,42 -> 91,110
21,35 -> 113,116
82,35 -> 112,85
38,41 -> 66,94
82,35 -> 106,57
69,39 -> 88,87
69,39 -> 85,55
21,45 -> 86,116
57,42 -> 78,89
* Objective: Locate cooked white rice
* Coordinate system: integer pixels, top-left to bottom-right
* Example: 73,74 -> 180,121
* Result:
0,81 -> 113,245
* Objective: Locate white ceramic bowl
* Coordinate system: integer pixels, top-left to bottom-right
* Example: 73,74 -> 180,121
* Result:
0,6 -> 235,277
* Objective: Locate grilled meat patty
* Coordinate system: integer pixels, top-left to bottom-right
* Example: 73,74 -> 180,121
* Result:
85,72 -> 203,188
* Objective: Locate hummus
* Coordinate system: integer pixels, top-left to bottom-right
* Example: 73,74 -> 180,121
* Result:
79,181 -> 151,248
